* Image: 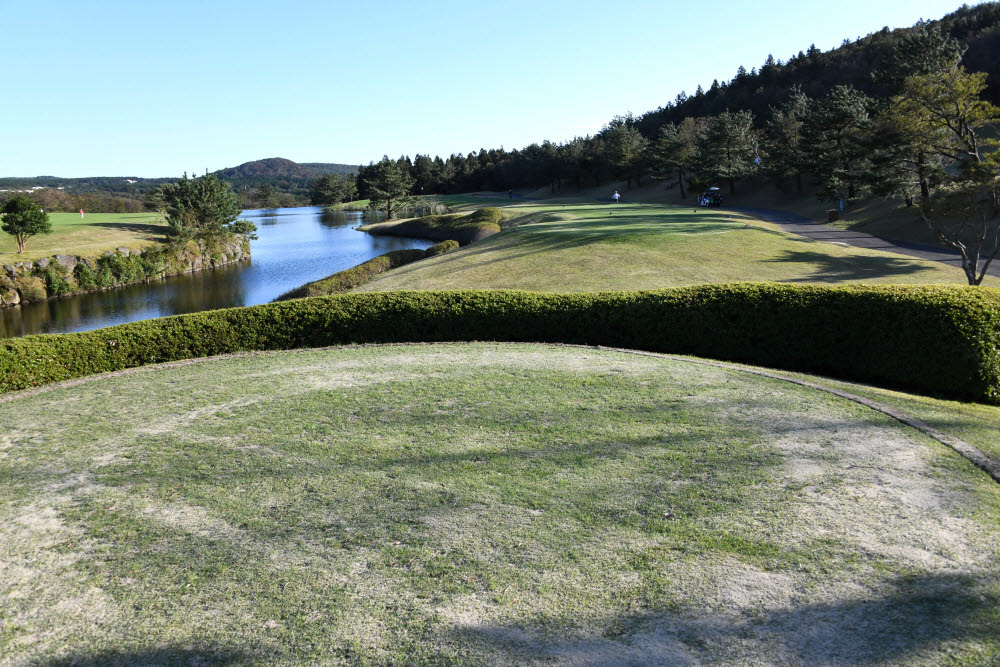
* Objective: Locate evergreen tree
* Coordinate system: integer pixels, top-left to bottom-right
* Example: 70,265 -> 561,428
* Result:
801,86 -> 874,203
158,174 -> 255,239
888,63 -> 1000,284
763,88 -> 809,192
358,157 -> 416,219
695,110 -> 759,195
254,183 -> 280,208
601,116 -> 649,189
310,173 -> 357,205
647,117 -> 704,198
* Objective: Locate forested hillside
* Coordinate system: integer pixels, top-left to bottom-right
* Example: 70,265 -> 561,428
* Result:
635,3 -> 1000,136
215,158 -> 356,197
378,3 -> 1000,196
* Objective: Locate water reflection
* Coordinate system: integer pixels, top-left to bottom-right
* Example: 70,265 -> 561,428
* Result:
0,207 -> 431,338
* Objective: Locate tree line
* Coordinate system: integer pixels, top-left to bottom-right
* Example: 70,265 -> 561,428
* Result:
325,22 -> 998,285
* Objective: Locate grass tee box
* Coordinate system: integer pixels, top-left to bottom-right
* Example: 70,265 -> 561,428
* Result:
1,283 -> 998,403
0,211 -> 166,265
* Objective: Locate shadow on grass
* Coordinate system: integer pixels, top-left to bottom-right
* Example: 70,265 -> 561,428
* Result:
43,645 -> 266,666
446,572 -> 1000,664
765,249 -> 935,282
90,221 -> 166,236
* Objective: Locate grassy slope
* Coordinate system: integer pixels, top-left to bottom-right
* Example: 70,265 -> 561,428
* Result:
0,211 -> 166,264
1,343 -> 997,664
355,202 -> 996,293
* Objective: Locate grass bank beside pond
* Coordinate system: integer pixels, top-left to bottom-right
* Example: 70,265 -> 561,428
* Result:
274,242 -> 459,301
2,343 -> 997,664
358,207 -> 503,245
0,211 -> 166,265
355,202 -> 995,293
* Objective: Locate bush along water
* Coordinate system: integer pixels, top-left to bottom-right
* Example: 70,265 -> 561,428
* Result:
359,207 -> 503,245
2,284 -> 999,404
0,235 -> 250,308
276,240 -> 460,301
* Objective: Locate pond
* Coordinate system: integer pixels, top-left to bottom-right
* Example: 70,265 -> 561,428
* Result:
0,207 -> 432,338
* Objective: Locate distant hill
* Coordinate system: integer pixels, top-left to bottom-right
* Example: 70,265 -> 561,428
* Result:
213,158 -> 357,196
0,158 -> 358,199
0,175 -> 173,197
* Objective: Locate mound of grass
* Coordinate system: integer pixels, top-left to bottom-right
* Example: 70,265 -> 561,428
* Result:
1,344 -> 997,663
359,207 -> 503,245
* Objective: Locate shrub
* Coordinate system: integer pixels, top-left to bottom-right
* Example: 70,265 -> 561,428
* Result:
36,266 -> 73,297
96,252 -> 148,286
361,208 -> 502,245
74,262 -> 99,291
424,240 -> 460,257
1,285 -> 999,403
275,249 -> 428,301
12,275 -> 46,303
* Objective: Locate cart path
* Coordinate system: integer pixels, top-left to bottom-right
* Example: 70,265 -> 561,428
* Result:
731,207 -> 1000,279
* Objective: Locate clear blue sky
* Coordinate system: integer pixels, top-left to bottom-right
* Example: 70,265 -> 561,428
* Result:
0,0 -> 978,177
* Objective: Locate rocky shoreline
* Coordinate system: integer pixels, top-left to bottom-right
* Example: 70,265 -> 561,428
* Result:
0,235 -> 250,309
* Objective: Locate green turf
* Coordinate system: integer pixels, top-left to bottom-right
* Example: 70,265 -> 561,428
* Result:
0,211 -> 167,264
1,343 -> 997,664
355,202 -> 997,293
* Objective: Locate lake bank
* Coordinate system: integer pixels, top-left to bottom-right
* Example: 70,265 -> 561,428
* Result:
0,207 -> 431,337
0,235 -> 249,309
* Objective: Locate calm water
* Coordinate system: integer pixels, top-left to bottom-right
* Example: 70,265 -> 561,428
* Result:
0,207 -> 432,338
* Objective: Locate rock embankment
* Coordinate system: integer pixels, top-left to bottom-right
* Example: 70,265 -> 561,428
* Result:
0,235 -> 249,308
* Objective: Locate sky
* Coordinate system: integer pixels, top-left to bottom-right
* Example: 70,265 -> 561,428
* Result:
0,0 -> 981,177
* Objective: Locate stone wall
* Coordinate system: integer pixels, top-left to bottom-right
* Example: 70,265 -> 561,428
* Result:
0,235 -> 250,308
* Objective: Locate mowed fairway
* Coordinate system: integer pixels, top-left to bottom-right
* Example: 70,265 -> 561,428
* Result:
1,343 -> 998,664
0,211 -> 166,264
355,203 -> 997,292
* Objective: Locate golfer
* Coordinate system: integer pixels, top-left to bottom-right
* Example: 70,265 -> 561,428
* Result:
612,191 -> 620,203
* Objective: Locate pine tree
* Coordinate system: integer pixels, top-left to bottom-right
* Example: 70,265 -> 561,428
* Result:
800,86 -> 874,203
358,157 -> 416,219
763,88 -> 809,192
695,110 -> 759,195
647,118 -> 704,198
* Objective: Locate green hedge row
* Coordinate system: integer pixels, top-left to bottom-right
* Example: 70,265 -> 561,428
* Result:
425,239 -> 460,257
2,284 -> 999,403
275,241 -> 461,301
275,249 -> 427,301
360,207 -> 503,245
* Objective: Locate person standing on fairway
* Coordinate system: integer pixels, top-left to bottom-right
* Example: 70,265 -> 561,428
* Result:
612,191 -> 620,204
79,209 -> 84,218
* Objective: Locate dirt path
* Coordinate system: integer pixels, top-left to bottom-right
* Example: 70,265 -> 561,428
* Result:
732,207 -> 1000,279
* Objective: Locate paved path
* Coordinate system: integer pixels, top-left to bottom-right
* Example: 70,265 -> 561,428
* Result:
732,207 -> 1000,279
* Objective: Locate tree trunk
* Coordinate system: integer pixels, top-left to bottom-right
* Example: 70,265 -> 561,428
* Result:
677,167 -> 686,199
917,151 -> 930,204
728,178 -> 735,196
796,171 -> 803,194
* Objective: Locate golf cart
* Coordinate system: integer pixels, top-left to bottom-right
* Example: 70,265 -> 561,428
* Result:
699,187 -> 723,207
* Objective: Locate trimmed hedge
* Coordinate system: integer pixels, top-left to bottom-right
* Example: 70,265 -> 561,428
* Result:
360,207 -> 503,245
2,284 -> 999,403
424,239 -> 460,257
275,249 -> 428,301
276,242 -> 461,301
